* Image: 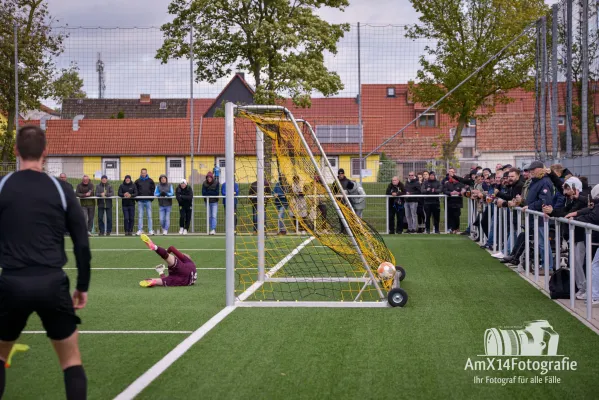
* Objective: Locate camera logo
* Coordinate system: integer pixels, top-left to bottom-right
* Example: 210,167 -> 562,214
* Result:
484,320 -> 559,356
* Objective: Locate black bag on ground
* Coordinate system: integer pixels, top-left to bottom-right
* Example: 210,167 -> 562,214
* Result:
549,268 -> 571,299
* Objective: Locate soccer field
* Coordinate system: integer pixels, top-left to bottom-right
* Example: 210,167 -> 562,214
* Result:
4,235 -> 599,399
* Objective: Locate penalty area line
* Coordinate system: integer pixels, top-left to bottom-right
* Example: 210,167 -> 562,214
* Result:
113,305 -> 237,400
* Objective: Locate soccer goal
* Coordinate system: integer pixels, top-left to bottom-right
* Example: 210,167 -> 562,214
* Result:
224,103 -> 408,308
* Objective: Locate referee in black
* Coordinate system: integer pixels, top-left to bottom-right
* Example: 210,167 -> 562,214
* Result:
0,125 -> 91,399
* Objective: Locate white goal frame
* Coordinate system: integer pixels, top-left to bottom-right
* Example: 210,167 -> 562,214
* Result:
225,102 -> 389,308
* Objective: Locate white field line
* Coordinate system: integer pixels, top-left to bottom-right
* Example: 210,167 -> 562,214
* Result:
237,236 -> 316,302
113,305 -> 237,400
22,330 -> 193,334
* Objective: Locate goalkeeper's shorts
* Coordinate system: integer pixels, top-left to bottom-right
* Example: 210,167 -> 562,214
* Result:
0,269 -> 81,341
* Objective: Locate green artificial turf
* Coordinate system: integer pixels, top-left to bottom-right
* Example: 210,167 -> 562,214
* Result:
5,235 -> 598,400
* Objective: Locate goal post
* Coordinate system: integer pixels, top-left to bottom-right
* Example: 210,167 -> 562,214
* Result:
224,102 -> 408,308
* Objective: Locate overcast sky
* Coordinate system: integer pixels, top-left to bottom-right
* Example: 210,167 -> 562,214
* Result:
41,0 -> 562,107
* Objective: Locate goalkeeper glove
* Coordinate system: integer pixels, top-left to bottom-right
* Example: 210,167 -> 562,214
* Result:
155,264 -> 166,275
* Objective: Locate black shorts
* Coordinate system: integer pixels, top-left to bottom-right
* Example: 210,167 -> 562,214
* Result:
0,270 -> 81,341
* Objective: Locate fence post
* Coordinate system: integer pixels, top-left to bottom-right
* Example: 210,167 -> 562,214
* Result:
581,0 -> 589,156
569,224 -> 575,309
385,196 -> 389,234
540,16 -> 547,161
566,0 -> 573,157
555,221 -> 560,271
534,215 -> 539,281
503,208 -> 508,256
493,205 -> 498,252
551,4 -> 559,159
525,213 -> 530,276
206,197 -> 209,234
444,196 -> 448,234
116,198 -> 119,236
586,228 -> 593,320
543,218 -> 550,291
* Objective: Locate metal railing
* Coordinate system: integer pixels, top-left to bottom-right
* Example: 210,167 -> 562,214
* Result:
73,194 -> 464,236
466,197 -> 599,323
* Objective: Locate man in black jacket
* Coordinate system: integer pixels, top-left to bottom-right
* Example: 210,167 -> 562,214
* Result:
176,179 -> 193,235
422,171 -> 441,233
135,168 -> 156,236
443,168 -> 465,233
495,168 -> 524,253
404,171 -> 422,234
386,176 -> 406,234
0,126 -> 91,399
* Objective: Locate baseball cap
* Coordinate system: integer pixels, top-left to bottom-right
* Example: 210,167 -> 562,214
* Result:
181,179 -> 187,185
101,175 -> 108,180
591,184 -> 599,200
338,168 -> 345,175
528,161 -> 545,170
563,177 -> 583,192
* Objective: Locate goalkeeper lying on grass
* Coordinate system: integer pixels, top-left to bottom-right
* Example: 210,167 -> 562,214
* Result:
139,234 -> 198,287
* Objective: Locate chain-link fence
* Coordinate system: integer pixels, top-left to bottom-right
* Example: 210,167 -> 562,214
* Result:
6,2 -> 598,203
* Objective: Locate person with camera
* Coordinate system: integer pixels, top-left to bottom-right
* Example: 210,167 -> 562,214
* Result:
543,177 -> 592,299
443,168 -> 465,234
564,184 -> 599,306
386,176 -> 406,234
422,171 -> 441,234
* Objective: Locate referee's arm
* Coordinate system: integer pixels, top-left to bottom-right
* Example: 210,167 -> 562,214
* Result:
64,185 -> 91,293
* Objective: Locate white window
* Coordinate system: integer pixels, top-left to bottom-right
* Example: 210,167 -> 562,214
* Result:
216,157 -> 226,168
159,102 -> 167,110
387,87 -> 396,97
468,118 -> 477,127
558,116 -> 565,126
166,157 -> 185,183
350,158 -> 365,177
418,113 -> 436,127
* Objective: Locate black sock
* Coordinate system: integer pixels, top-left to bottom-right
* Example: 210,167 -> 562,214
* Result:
0,363 -> 5,400
64,365 -> 87,400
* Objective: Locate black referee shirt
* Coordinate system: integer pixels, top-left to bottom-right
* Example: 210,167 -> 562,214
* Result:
0,170 -> 91,291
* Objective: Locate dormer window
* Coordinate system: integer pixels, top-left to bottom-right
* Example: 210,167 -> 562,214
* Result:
386,87 -> 396,98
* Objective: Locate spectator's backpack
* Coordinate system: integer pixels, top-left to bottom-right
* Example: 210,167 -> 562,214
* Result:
549,268 -> 571,299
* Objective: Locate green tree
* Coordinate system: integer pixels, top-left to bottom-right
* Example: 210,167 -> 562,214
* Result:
377,152 -> 397,182
52,64 -> 86,109
156,0 -> 350,173
407,0 -> 548,162
0,0 -> 66,161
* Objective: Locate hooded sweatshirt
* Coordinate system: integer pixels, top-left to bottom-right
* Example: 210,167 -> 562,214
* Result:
118,175 -> 138,207
154,174 -> 174,207
202,172 -> 220,204
176,183 -> 194,208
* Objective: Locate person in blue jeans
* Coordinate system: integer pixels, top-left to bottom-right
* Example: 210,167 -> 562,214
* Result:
118,175 -> 138,236
273,176 -> 289,234
221,178 -> 239,231
135,168 -> 155,235
521,161 -> 554,272
155,174 -> 174,235
202,171 -> 220,235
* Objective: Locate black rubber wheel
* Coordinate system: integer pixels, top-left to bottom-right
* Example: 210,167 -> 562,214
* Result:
387,288 -> 408,307
395,265 -> 406,281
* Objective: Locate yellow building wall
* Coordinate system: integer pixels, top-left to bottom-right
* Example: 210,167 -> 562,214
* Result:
187,156 -> 214,178
338,155 -> 380,183
82,157 -> 101,179
120,156 -> 165,181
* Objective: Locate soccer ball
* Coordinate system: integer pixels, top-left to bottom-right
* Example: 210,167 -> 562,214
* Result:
377,262 -> 396,280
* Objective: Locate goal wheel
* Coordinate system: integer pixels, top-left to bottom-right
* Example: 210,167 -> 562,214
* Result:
395,265 -> 406,281
388,288 -> 408,307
